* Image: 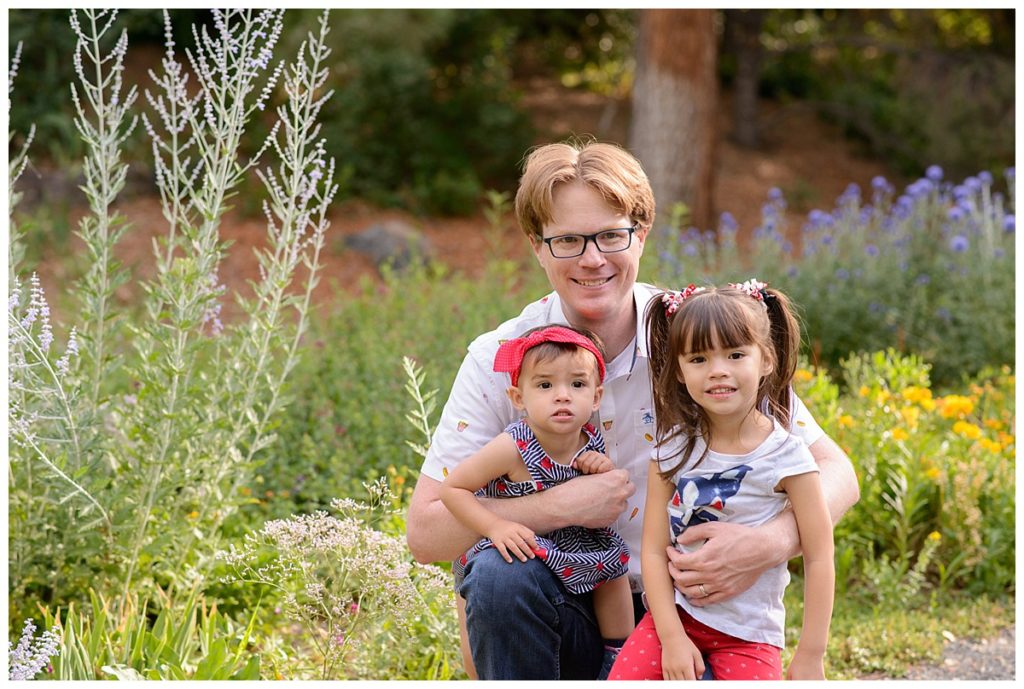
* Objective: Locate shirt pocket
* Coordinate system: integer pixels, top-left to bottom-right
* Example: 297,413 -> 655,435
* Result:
634,407 -> 656,445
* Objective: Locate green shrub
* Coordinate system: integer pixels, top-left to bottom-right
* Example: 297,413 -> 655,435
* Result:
648,168 -> 1015,388
793,351 -> 1015,599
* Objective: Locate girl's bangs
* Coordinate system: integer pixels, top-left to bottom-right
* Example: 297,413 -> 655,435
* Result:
676,297 -> 756,354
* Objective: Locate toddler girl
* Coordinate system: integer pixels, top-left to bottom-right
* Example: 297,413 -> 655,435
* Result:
609,280 -> 834,680
440,324 -> 634,678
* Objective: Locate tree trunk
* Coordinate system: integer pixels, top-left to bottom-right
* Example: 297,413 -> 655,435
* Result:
629,9 -> 718,231
726,9 -> 766,148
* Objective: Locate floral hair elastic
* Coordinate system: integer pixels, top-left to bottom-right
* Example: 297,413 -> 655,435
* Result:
661,284 -> 705,316
728,278 -> 772,306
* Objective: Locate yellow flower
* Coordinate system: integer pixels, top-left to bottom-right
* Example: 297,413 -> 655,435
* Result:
875,389 -> 891,406
919,398 -> 937,412
998,432 -> 1015,446
858,385 -> 870,398
891,427 -> 909,441
902,386 -> 933,404
794,369 -> 813,383
187,510 -> 199,520
899,406 -> 921,429
939,395 -> 974,419
838,414 -> 855,428
984,419 -> 1003,430
952,420 -> 982,440
979,438 -> 1003,454
927,531 -> 941,542
925,467 -> 942,481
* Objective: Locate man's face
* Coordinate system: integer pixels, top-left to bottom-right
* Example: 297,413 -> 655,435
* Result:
531,182 -> 648,325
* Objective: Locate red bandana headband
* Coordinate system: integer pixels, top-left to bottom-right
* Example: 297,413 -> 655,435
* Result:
493,326 -> 606,387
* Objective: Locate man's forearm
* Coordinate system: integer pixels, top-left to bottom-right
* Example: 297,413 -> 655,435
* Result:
760,436 -> 860,568
407,474 -> 569,564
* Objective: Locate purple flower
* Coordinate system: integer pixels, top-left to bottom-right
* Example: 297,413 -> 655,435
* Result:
1005,167 -> 1015,181
808,209 -> 830,226
949,235 -> 969,253
683,243 -> 698,256
964,176 -> 982,193
835,268 -> 850,280
1003,215 -> 1015,233
947,206 -> 964,222
871,175 -> 890,192
768,187 -> 784,202
936,307 -> 952,322
719,211 -> 737,232
907,179 -> 933,198
915,273 -> 931,285
925,165 -> 943,182
978,171 -> 993,186
865,243 -> 879,257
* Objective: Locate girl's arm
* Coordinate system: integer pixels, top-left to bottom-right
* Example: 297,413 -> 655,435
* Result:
439,433 -> 538,562
778,471 -> 835,680
641,466 -> 706,680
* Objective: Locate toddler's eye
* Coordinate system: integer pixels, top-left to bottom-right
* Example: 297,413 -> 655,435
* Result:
539,382 -> 551,389
572,380 -> 585,388
730,351 -> 745,359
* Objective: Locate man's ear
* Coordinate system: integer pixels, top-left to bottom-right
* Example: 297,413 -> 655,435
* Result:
507,385 -> 525,410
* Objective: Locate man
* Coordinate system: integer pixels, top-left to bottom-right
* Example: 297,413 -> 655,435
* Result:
406,140 -> 859,680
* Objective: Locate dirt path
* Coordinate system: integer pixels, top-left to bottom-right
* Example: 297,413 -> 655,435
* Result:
859,626 -> 1015,681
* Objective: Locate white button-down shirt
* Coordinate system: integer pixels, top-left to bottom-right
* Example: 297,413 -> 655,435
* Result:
421,283 -> 824,589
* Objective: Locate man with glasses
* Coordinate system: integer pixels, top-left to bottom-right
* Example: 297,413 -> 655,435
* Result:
406,140 -> 859,680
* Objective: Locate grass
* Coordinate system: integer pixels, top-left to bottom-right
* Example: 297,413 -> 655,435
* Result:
783,585 -> 1014,679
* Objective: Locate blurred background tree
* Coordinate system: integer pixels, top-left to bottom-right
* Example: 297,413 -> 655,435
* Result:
8,8 -> 1014,220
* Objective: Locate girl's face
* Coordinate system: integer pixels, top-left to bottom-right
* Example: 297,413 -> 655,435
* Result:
531,182 -> 648,326
676,334 -> 772,427
508,349 -> 604,438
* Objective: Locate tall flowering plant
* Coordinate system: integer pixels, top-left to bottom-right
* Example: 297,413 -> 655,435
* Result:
8,9 -> 337,621
651,166 -> 1015,387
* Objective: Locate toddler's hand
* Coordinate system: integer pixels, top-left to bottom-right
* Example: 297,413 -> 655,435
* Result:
785,649 -> 825,680
573,450 -> 614,475
661,635 -> 705,681
486,520 -> 538,563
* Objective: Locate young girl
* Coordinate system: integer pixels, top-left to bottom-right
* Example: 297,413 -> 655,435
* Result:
609,280 -> 834,681
440,325 -> 634,678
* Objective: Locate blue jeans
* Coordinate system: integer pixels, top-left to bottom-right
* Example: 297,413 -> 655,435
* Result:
459,548 -> 604,680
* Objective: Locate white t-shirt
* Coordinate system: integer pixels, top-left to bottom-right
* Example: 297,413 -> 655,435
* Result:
420,283 -> 825,590
658,419 -> 819,648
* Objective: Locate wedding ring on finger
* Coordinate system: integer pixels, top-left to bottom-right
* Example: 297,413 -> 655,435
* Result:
698,583 -> 708,598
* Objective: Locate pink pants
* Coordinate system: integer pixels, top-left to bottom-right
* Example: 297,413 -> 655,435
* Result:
608,607 -> 782,680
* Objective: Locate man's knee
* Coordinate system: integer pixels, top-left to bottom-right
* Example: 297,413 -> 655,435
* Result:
461,550 -> 559,618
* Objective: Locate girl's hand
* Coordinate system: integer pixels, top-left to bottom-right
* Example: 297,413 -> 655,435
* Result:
785,649 -> 825,680
573,450 -> 614,475
661,635 -> 705,681
486,520 -> 538,563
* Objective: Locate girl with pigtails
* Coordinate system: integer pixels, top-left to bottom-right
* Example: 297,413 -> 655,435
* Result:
609,280 -> 835,681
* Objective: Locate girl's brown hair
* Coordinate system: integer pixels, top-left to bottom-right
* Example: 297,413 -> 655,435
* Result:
644,284 -> 801,479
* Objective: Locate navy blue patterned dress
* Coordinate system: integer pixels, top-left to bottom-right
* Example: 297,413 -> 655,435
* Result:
452,420 -> 630,594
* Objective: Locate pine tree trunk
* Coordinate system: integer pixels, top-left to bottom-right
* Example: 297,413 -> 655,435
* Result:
727,9 -> 766,148
629,9 -> 719,231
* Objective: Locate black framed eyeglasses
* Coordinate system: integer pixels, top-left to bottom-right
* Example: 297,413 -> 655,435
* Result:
542,225 -> 637,258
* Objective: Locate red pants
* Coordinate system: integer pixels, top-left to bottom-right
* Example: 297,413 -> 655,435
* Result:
608,607 -> 782,680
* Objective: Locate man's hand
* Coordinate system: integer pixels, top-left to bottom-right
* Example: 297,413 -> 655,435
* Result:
485,519 -> 538,563
573,450 -> 614,475
666,521 -> 774,606
549,469 -> 635,529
